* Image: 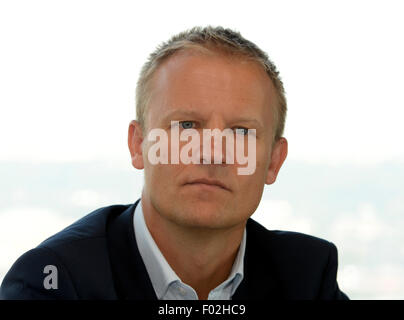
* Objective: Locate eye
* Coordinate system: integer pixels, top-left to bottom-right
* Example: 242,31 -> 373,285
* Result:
234,127 -> 249,135
180,121 -> 195,129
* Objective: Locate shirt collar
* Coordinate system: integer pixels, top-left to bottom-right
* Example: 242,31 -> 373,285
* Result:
133,200 -> 246,299
134,200 -> 179,299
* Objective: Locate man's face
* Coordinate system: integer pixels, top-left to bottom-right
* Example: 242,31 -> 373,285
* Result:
130,50 -> 287,230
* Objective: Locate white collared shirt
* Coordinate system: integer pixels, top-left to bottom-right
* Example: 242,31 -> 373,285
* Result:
133,200 -> 246,300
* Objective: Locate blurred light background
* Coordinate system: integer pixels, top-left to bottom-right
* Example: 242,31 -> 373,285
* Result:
1,0 -> 403,299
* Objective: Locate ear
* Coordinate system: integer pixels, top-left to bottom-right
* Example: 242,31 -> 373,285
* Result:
128,120 -> 145,170
265,137 -> 288,185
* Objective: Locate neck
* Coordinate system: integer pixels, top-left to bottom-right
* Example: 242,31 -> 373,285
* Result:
141,195 -> 245,300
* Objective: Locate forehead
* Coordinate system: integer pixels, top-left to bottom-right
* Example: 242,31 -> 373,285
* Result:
146,49 -> 277,126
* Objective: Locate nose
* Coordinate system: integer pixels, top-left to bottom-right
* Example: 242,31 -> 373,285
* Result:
200,127 -> 234,165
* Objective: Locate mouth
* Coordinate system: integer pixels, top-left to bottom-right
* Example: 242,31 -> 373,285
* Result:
185,178 -> 230,192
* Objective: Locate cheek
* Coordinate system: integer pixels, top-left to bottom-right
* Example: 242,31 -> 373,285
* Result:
235,147 -> 269,196
256,141 -> 272,169
146,164 -> 176,184
143,156 -> 186,195
231,174 -> 265,219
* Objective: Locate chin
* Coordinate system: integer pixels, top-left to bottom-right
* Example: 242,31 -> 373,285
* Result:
168,202 -> 241,230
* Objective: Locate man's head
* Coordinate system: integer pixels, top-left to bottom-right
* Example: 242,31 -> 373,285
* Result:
128,26 -> 288,230
136,26 -> 287,144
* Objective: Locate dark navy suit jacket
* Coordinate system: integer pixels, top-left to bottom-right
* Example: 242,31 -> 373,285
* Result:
0,199 -> 348,300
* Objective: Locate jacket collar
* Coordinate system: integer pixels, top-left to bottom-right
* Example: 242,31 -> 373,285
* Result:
232,219 -> 281,300
107,200 -> 279,300
106,199 -> 157,300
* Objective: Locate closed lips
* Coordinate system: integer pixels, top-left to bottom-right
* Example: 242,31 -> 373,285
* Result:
186,179 -> 229,191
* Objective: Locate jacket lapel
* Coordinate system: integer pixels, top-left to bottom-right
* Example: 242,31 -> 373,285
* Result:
107,201 -> 280,300
232,219 -> 281,300
106,199 -> 157,300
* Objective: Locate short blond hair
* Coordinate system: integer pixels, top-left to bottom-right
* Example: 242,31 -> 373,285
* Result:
136,26 -> 287,143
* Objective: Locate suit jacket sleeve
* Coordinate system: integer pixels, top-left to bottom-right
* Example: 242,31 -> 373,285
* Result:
319,242 -> 349,300
0,247 -> 78,300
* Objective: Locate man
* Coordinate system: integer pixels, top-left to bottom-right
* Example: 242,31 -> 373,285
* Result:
1,26 -> 348,300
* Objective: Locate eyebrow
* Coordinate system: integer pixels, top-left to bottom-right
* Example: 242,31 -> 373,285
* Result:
233,118 -> 263,130
161,109 -> 203,122
161,109 -> 264,130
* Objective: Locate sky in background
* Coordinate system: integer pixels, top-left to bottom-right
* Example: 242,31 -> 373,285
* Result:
0,0 -> 403,299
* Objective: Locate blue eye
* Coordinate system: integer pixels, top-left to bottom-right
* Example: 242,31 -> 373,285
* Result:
180,121 -> 195,129
234,127 -> 249,135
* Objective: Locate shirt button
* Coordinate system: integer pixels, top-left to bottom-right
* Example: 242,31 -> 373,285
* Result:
178,287 -> 186,295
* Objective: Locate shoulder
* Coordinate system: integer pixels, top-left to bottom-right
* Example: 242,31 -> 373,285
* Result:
245,218 -> 347,299
0,246 -> 78,299
246,217 -> 334,256
0,203 -> 133,299
246,218 -> 335,276
246,218 -> 338,270
38,203 -> 132,251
